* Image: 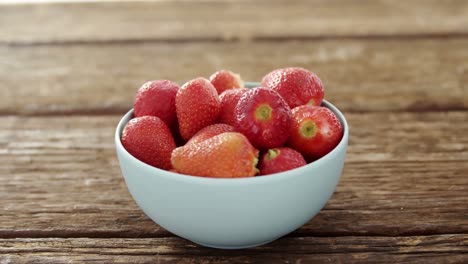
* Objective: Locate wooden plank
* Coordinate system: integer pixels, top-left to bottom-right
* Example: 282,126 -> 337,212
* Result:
1,0 -> 468,44
0,236 -> 467,263
1,254 -> 466,264
1,112 -> 467,238
1,38 -> 468,114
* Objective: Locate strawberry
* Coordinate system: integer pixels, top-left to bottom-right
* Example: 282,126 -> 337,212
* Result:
259,147 -> 307,175
133,80 -> 179,129
218,88 -> 249,126
209,70 -> 244,94
176,78 -> 221,141
187,123 -> 235,145
171,132 -> 259,178
261,67 -> 324,109
121,116 -> 176,170
289,106 -> 343,161
234,87 -> 292,149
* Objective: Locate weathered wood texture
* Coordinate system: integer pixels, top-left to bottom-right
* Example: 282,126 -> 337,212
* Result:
1,0 -> 468,44
0,235 -> 467,263
2,38 -> 468,115
2,1 -> 468,262
1,112 -> 467,238
1,254 -> 467,264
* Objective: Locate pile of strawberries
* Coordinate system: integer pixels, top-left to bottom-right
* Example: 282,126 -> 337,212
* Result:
121,67 -> 343,178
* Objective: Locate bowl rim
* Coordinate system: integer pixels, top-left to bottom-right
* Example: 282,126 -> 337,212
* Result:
115,84 -> 349,185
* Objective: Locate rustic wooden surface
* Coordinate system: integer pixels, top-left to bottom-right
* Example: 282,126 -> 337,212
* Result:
2,0 -> 468,44
2,38 -> 468,115
1,0 -> 467,263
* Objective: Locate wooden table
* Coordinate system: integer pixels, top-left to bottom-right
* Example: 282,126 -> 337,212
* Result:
1,1 -> 467,263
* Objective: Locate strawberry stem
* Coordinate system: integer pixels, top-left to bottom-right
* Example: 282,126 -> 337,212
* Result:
266,149 -> 280,161
253,157 -> 260,175
300,120 -> 317,138
255,104 -> 272,121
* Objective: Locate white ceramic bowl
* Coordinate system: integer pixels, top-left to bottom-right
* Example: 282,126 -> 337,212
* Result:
115,83 -> 349,249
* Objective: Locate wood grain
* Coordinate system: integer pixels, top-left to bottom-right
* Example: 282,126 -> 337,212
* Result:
1,112 -> 467,238
1,0 -> 468,44
2,1 -> 467,262
1,38 -> 468,115
1,253 -> 466,264
0,235 -> 467,263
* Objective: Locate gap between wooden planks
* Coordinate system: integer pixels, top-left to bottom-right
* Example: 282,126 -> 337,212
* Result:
1,0 -> 468,44
1,112 -> 467,239
1,38 -> 468,115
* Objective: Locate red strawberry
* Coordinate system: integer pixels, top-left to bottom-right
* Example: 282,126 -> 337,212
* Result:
218,88 -> 249,126
187,123 -> 235,145
209,70 -> 244,94
289,106 -> 343,161
176,78 -> 221,141
133,80 -> 179,129
262,67 -> 324,108
234,87 -> 292,149
121,116 -> 176,170
259,147 -> 307,175
171,132 -> 259,178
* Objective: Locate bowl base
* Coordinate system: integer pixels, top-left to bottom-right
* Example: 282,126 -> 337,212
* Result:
192,239 -> 276,249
